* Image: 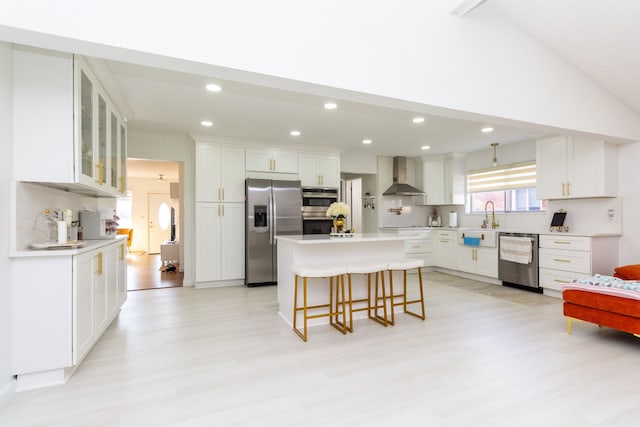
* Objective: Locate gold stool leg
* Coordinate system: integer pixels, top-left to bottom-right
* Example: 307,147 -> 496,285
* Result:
567,317 -> 572,335
387,270 -> 395,326
403,267 -> 426,320
369,271 -> 388,326
292,275 -> 309,342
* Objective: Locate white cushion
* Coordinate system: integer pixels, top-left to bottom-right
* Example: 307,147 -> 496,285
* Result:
347,262 -> 388,274
387,258 -> 424,270
291,264 -> 347,278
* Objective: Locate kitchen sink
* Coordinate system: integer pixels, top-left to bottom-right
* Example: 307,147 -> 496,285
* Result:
457,228 -> 497,247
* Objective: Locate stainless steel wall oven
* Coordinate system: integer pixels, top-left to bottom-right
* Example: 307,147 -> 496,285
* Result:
301,187 -> 338,234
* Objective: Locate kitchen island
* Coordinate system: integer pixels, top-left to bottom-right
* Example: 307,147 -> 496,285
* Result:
275,233 -> 413,327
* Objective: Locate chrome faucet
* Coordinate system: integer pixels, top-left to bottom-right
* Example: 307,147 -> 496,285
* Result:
484,200 -> 499,229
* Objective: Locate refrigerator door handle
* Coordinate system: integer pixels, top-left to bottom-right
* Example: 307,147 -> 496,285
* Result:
269,192 -> 274,244
271,191 -> 278,244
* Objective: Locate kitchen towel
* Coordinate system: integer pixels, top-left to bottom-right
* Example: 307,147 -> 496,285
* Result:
463,237 -> 480,246
499,236 -> 532,264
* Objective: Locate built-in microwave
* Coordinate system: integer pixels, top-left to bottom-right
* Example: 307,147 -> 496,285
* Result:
301,187 -> 338,234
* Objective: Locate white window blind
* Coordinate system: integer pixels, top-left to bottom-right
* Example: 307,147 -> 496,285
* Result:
467,162 -> 536,193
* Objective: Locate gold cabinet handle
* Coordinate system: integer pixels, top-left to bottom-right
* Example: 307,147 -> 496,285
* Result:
96,252 -> 103,275
217,188 -> 221,200
553,258 -> 571,263
273,159 -> 276,171
554,241 -> 571,244
567,182 -> 571,196
120,244 -> 125,260
562,182 -> 565,196
554,279 -> 569,283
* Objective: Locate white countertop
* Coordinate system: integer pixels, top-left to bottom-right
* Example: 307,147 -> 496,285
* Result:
10,236 -> 127,258
275,233 -> 410,244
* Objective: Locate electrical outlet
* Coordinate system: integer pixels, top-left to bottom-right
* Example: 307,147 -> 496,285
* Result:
608,209 -> 614,220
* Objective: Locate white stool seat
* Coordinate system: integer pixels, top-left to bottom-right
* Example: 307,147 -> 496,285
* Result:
291,264 -> 347,278
387,258 -> 424,270
347,261 -> 388,275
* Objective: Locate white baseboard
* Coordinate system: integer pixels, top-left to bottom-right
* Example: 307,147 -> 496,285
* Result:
0,377 -> 17,409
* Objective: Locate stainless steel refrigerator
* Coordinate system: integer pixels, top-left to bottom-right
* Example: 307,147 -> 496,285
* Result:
245,179 -> 302,286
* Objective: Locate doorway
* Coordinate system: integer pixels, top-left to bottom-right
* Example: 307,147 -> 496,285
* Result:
120,159 -> 184,290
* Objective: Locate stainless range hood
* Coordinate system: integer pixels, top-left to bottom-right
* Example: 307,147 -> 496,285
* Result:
382,156 -> 424,196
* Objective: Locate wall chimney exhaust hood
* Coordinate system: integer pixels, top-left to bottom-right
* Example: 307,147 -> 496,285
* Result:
382,156 -> 424,196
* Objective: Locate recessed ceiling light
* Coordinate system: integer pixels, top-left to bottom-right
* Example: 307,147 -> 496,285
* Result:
412,117 -> 425,124
421,145 -> 431,150
481,127 -> 494,133
290,130 -> 301,136
362,139 -> 372,145
201,120 -> 213,127
324,102 -> 338,110
205,83 -> 221,92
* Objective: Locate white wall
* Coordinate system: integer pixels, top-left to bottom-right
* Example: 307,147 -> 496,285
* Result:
1,1 -> 639,142
617,142 -> 640,264
127,129 -> 193,284
340,149 -> 378,174
0,41 -> 15,405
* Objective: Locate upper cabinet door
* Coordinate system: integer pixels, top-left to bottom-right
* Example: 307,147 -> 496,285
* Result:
96,94 -> 108,187
79,69 -> 95,185
298,153 -> 340,187
245,148 -> 298,174
195,143 -> 245,202
537,136 -> 617,200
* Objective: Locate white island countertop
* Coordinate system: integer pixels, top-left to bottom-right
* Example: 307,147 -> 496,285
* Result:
275,233 -> 410,244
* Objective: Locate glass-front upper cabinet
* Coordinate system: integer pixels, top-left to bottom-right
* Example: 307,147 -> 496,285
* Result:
12,49 -> 126,196
110,112 -> 118,190
97,94 -> 107,186
119,123 -> 127,194
80,70 -> 94,180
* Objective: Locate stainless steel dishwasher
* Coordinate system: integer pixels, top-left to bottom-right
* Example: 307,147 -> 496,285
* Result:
498,232 -> 540,292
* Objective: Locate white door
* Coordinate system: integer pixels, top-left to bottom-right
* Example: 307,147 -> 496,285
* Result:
148,193 -> 172,254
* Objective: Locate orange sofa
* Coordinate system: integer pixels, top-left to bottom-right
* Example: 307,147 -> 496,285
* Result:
562,267 -> 640,337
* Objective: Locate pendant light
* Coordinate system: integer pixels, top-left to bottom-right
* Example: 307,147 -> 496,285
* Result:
491,143 -> 499,167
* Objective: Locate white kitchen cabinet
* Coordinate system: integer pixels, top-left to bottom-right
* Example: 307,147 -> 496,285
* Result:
195,202 -> 245,285
416,154 -> 466,206
434,229 -> 456,269
245,148 -> 298,174
539,234 -> 619,296
74,252 -> 95,366
106,241 -> 127,320
11,239 -> 127,390
444,154 -> 466,205
195,143 -> 245,202
12,47 -> 127,197
298,153 -> 340,188
536,136 -> 617,199
400,230 -> 433,268
420,160 -> 445,205
456,246 -> 498,278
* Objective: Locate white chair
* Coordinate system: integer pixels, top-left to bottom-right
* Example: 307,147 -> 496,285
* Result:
345,261 -> 389,332
292,264 -> 348,342
386,258 -> 426,325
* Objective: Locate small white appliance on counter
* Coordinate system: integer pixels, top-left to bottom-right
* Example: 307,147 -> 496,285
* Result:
80,209 -> 118,240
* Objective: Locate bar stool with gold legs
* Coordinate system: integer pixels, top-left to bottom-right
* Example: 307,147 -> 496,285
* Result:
292,264 -> 348,342
343,261 -> 389,332
386,258 -> 426,325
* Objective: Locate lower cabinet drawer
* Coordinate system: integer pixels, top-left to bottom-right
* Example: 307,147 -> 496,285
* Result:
539,248 -> 591,274
539,268 -> 590,292
404,239 -> 433,254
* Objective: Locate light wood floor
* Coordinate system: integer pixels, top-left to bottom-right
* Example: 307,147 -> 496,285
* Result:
126,253 -> 183,291
3,272 -> 640,426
